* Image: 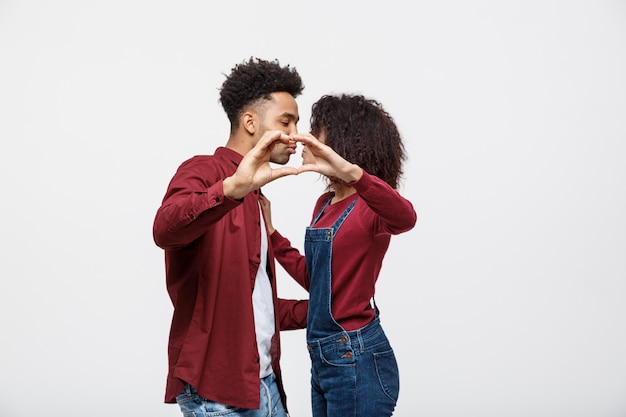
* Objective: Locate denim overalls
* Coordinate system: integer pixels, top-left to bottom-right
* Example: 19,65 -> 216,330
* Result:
305,196 -> 400,417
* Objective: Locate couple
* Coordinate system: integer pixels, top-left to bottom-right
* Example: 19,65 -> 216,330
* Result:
153,57 -> 417,417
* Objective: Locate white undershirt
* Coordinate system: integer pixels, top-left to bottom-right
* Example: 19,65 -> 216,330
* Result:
252,206 -> 275,378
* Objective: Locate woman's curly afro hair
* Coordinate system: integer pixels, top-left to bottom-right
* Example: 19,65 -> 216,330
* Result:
219,57 -> 304,127
310,94 -> 406,189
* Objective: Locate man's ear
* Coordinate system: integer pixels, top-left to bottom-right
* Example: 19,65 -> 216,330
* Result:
242,112 -> 256,135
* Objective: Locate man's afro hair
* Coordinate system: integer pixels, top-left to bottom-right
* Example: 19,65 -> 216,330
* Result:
219,57 -> 304,125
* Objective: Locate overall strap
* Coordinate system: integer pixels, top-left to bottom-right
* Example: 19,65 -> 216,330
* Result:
310,195 -> 358,233
309,195 -> 333,227
330,198 -> 357,234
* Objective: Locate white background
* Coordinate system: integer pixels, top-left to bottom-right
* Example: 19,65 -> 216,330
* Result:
1,1 -> 625,416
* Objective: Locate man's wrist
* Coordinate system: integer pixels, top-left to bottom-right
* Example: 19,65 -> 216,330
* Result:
223,176 -> 247,200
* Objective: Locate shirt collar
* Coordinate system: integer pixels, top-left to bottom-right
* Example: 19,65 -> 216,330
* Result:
215,146 -> 243,165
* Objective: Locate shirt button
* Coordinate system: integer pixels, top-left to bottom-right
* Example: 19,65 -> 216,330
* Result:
214,196 -> 221,202
189,212 -> 195,219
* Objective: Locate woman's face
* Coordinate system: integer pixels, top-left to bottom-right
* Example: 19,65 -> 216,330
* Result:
301,129 -> 326,165
316,129 -> 326,144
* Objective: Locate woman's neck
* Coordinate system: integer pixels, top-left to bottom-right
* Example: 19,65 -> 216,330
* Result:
330,183 -> 357,204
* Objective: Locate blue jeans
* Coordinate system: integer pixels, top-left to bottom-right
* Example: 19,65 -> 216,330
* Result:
307,318 -> 400,417
175,373 -> 288,417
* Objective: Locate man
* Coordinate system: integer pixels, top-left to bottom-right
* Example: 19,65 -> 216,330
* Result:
153,57 -> 308,417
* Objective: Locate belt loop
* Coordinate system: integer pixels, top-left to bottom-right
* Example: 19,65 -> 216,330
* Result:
356,329 -> 365,352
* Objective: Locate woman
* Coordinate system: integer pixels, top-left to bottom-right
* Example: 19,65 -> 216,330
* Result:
260,94 -> 417,417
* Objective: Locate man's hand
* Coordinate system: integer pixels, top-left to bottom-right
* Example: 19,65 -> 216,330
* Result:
223,131 -> 298,200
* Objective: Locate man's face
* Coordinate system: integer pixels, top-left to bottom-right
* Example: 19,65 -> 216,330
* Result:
258,91 -> 299,165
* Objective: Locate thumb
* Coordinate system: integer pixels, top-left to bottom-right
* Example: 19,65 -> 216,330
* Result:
297,163 -> 319,174
271,166 -> 299,179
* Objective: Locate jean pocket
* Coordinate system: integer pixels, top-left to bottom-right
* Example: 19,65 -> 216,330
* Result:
373,349 -> 400,401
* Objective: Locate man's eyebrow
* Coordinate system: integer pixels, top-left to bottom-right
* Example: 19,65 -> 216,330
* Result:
280,112 -> 299,122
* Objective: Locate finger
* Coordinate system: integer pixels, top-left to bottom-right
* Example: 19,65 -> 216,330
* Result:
256,131 -> 292,151
297,164 -> 321,174
294,135 -> 325,151
292,133 -> 317,144
270,166 -> 299,179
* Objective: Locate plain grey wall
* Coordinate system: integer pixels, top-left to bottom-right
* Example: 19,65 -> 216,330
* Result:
1,1 -> 625,416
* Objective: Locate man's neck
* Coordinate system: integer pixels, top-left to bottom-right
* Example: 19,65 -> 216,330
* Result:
225,133 -> 255,156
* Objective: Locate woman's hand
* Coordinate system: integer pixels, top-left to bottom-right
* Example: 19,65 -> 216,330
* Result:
259,194 -> 276,235
295,133 -> 363,183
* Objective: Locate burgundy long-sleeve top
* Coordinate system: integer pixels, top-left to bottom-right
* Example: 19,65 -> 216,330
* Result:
153,147 -> 307,409
271,171 -> 417,331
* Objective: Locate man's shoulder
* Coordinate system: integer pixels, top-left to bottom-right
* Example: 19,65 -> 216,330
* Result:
180,147 -> 238,165
179,154 -> 214,166
176,148 -> 233,170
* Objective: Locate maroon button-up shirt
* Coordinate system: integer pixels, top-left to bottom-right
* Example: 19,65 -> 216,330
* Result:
153,147 -> 307,409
